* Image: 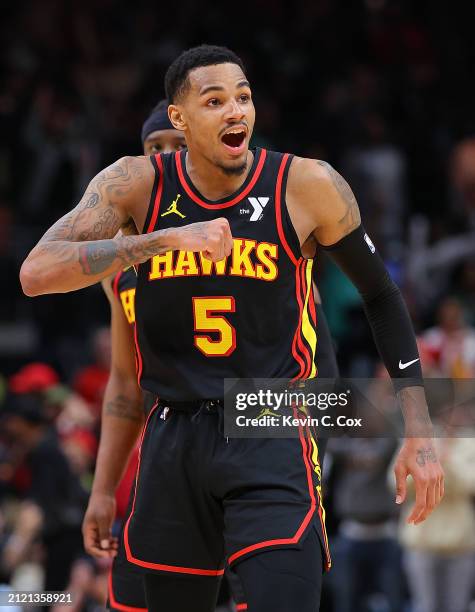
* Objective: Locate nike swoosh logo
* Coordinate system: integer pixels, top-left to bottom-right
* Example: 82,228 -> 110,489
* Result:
399,358 -> 420,370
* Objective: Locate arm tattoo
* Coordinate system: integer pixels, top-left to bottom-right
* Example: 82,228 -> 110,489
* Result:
397,386 -> 434,437
31,156 -> 172,276
416,447 -> 438,467
75,230 -> 176,276
37,156 -> 142,252
105,394 -> 143,422
79,242 -> 119,275
317,160 -> 361,234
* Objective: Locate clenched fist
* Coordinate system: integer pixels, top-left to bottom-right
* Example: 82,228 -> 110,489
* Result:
171,217 -> 233,262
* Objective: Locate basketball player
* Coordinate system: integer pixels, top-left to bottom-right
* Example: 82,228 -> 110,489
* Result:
85,100 -> 338,611
21,45 -> 444,612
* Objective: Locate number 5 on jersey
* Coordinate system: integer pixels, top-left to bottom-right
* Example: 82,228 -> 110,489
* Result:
192,297 -> 236,357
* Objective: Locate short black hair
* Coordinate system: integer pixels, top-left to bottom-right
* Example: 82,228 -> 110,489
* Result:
165,45 -> 246,103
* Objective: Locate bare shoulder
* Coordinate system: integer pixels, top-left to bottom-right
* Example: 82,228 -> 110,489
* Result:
288,156 -> 353,204
287,156 -> 360,245
92,155 -> 154,203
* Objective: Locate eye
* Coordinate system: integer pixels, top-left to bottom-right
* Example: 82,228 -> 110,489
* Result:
151,144 -> 163,153
239,94 -> 250,103
207,98 -> 220,106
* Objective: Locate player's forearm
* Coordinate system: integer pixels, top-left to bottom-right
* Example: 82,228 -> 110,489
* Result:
322,225 -> 434,434
20,230 -> 177,296
397,386 -> 434,437
91,374 -> 144,496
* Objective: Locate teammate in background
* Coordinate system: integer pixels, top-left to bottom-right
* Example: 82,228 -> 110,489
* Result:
21,46 -> 444,612
82,101 -> 185,611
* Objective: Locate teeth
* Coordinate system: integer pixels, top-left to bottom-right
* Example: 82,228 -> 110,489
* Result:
226,129 -> 245,135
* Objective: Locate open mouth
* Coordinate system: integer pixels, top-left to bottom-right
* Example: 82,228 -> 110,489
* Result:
221,128 -> 246,149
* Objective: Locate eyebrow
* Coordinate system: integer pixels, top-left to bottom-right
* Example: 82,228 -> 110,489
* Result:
199,80 -> 251,96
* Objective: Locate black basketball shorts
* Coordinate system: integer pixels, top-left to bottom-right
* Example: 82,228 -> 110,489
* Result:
123,400 -> 331,577
108,481 -> 147,612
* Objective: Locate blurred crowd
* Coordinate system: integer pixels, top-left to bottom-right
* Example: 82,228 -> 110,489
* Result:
1,0 -> 475,610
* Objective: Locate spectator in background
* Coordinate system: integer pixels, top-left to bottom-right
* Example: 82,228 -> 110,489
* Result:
19,82 -> 98,226
449,136 -> 475,229
9,361 -> 97,455
327,429 -> 401,612
407,138 -> 475,313
450,258 -> 475,327
422,296 -> 475,378
342,110 -> 407,251
394,426 -> 475,612
61,429 -> 97,491
50,556 -> 110,612
1,393 -> 87,593
0,500 -> 44,590
73,327 -> 111,418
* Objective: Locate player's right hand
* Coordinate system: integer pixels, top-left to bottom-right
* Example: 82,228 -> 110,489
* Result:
82,492 -> 118,558
173,218 -> 233,262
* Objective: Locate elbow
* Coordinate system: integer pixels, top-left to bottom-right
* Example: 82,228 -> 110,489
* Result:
20,258 -> 46,297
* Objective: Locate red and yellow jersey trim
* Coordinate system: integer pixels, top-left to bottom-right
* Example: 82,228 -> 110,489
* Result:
305,424 -> 331,570
292,258 -> 318,380
145,154 -> 164,234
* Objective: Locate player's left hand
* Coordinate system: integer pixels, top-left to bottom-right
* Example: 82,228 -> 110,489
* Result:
394,437 -> 444,524
82,492 -> 119,558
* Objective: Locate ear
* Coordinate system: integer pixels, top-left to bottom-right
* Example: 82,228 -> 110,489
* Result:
168,105 -> 186,132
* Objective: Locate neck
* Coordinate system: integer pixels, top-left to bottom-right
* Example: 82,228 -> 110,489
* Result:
185,146 -> 254,201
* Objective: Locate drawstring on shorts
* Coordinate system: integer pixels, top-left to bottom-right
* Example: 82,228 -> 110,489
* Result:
168,399 -> 228,443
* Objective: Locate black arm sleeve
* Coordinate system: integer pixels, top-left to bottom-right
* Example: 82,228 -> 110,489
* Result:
320,225 -> 422,389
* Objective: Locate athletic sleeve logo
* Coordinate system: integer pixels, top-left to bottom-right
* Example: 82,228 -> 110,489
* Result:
399,358 -> 420,370
247,197 -> 269,221
364,233 -> 376,253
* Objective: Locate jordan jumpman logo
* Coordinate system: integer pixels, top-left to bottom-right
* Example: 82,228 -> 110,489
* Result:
161,194 -> 186,219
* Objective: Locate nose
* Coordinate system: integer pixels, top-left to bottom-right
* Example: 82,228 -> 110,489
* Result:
223,98 -> 245,122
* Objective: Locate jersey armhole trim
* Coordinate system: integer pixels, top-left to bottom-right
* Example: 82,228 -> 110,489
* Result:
275,153 -> 299,266
143,154 -> 164,234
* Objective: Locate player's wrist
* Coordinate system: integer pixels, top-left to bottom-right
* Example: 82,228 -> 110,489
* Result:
90,483 -> 117,498
160,226 -> 185,251
142,226 -> 183,255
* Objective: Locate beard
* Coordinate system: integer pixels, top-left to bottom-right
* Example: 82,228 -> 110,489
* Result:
217,161 -> 248,176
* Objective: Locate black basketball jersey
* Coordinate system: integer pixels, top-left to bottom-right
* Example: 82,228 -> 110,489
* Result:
112,267 -> 137,325
134,147 -> 318,400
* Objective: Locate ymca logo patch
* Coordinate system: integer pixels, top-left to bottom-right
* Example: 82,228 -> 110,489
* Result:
244,197 -> 270,221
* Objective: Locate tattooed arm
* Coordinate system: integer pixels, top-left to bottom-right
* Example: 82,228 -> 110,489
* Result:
20,156 -> 234,295
82,275 -> 143,558
285,157 -> 361,249
287,157 -> 444,523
